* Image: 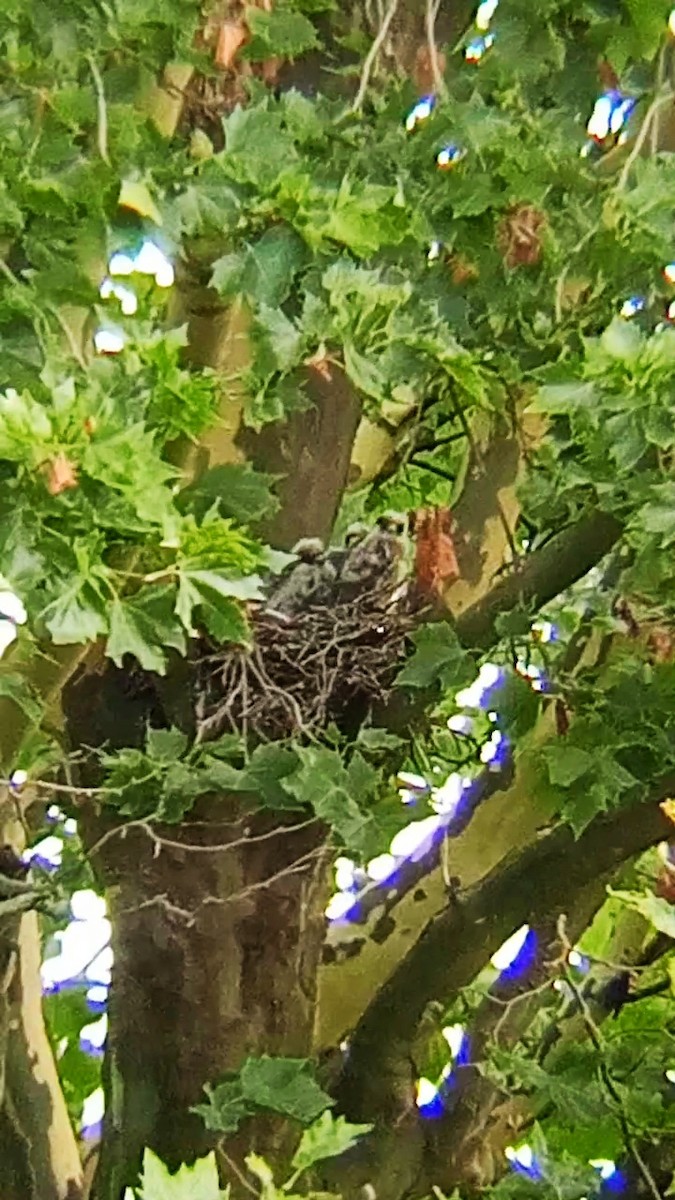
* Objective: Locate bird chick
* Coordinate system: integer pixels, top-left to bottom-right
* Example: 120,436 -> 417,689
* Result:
266,537 -> 336,616
338,513 -> 406,600
324,522 -> 370,578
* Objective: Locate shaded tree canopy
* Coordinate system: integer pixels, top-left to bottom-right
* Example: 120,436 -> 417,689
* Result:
0,2 -> 675,1200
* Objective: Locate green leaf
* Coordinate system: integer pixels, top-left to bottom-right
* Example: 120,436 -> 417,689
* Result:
41,585 -> 108,645
192,1079 -> 250,1134
222,106 -> 298,191
212,226 -> 308,309
254,304 -> 303,373
180,463 -> 279,526
240,1056 -> 334,1123
137,1148 -> 227,1200
544,744 -> 595,787
608,888 -> 675,940
106,598 -> 169,674
204,744 -> 302,809
146,727 -> 189,762
356,727 -> 405,755
342,342 -> 388,400
243,7 -> 320,60
529,382 -> 599,414
291,1111 -> 372,1174
0,672 -> 42,726
119,180 -> 162,225
176,568 -> 262,638
488,671 -> 541,739
396,624 -> 469,690
282,747 -> 378,851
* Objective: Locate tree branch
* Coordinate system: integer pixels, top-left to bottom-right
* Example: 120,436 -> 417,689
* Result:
454,509 -> 623,649
335,776 -> 675,1123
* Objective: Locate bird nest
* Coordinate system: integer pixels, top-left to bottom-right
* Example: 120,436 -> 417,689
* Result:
193,586 -> 427,744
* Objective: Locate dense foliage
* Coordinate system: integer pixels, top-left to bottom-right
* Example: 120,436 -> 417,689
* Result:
1,0 -> 675,1198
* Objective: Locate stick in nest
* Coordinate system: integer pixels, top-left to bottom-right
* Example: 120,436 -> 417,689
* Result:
193,584 -> 428,744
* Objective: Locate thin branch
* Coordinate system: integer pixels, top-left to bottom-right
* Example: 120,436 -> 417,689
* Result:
86,814 -> 321,862
350,0 -> 400,114
425,0 -> 446,97
617,89 -> 674,190
86,53 -> 111,166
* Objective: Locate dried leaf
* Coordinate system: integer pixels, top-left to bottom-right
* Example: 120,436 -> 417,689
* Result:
414,507 -> 460,597
45,453 -> 78,496
497,204 -> 548,269
215,20 -> 248,70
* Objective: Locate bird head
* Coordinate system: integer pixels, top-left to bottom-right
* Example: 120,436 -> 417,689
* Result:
376,512 -> 407,536
291,537 -> 325,561
344,522 -> 369,547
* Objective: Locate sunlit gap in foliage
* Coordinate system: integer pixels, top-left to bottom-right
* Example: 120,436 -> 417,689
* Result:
324,642 -> 581,924
94,239 -> 175,356
415,924 -> 537,1119
40,882 -> 111,1134
0,584 -> 27,658
581,89 -> 636,161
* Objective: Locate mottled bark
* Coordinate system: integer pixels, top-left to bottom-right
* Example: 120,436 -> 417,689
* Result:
84,811 -> 330,1198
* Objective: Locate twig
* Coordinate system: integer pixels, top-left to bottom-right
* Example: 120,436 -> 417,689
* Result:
47,305 -> 89,370
86,53 -> 111,166
425,0 -> 446,97
217,1144 -> 259,1197
87,815 -> 321,861
350,0 -> 400,114
617,89 -> 674,190
558,918 -> 663,1200
116,846 -> 325,924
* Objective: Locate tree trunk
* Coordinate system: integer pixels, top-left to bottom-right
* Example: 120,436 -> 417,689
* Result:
80,797 -> 330,1199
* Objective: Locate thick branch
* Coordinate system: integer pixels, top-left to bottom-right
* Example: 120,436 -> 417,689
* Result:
454,509 -> 623,649
336,777 -> 675,1122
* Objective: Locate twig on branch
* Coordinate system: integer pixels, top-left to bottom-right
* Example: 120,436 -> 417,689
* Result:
350,0 -> 400,113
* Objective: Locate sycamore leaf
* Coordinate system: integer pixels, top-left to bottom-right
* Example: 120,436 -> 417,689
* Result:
176,568 -> 261,639
211,227 -> 308,309
136,1148 -> 226,1199
146,727 -> 189,762
180,463 -> 279,525
282,747 -> 377,851
608,888 -> 675,939
544,744 -> 595,787
254,304 -> 303,373
41,584 -> 108,645
240,1056 -> 334,1123
396,624 -> 470,690
0,673 -> 42,725
106,598 -> 169,674
192,1079 -> 249,1134
291,1112 -> 372,1174
119,180 -> 162,225
204,744 -> 302,809
243,7 -> 320,60
222,106 -> 298,191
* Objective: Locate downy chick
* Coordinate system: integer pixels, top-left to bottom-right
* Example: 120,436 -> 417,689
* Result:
266,537 -> 336,617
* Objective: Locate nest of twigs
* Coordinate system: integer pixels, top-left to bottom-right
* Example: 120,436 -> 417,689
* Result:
193,585 -> 428,744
